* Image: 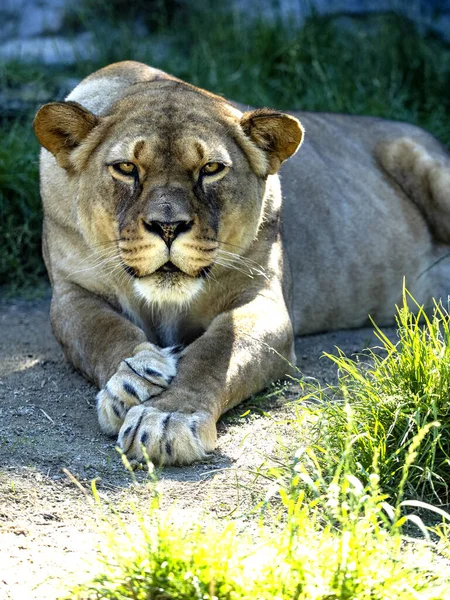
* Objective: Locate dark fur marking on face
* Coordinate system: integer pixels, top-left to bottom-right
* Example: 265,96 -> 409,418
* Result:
192,181 -> 219,234
183,243 -> 216,253
133,140 -> 145,160
205,187 -> 220,232
194,141 -> 205,161
121,244 -> 155,254
117,178 -> 142,232
140,430 -> 149,445
123,381 -> 139,398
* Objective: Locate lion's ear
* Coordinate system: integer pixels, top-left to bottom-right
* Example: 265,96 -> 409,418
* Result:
240,109 -> 304,175
33,101 -> 99,169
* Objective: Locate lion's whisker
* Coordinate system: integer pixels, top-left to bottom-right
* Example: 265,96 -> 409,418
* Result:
215,251 -> 268,280
89,239 -> 121,249
72,247 -> 119,268
216,239 -> 247,251
204,270 -> 223,291
69,256 -> 119,274
217,249 -> 267,271
65,254 -> 121,278
213,259 -> 255,279
103,259 -> 132,282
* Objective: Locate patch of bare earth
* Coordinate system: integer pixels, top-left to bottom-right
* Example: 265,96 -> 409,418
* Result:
0,293 -> 394,599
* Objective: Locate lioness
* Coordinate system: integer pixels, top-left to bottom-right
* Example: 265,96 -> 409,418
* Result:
34,61 -> 450,465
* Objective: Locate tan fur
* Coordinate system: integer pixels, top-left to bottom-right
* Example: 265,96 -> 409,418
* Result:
34,61 -> 450,465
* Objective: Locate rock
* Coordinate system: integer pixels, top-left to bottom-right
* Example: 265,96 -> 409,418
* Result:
0,0 -> 67,41
0,0 -> 449,68
0,33 -> 97,65
237,0 -> 450,41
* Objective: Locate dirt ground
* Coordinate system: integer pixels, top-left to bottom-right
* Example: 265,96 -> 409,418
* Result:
0,292 -> 396,599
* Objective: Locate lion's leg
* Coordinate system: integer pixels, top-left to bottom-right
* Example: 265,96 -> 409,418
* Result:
377,138 -> 450,243
51,282 -> 179,435
117,291 -> 295,465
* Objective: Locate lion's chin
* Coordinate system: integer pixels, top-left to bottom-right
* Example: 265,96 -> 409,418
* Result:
133,273 -> 204,309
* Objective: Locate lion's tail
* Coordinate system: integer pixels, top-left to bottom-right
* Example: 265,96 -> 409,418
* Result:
377,137 -> 450,243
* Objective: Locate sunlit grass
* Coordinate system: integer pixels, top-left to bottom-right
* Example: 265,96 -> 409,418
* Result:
71,446 -> 450,599
69,291 -> 450,598
287,289 -> 450,505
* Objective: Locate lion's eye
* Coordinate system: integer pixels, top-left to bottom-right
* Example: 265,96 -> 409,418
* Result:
113,162 -> 137,176
201,162 -> 225,176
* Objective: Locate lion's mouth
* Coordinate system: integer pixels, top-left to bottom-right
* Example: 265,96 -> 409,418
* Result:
125,261 -> 211,280
156,261 -> 182,274
156,261 -> 211,279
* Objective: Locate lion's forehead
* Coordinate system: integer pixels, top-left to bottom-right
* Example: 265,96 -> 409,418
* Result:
105,123 -> 235,171
94,86 -> 243,170
112,84 -> 238,125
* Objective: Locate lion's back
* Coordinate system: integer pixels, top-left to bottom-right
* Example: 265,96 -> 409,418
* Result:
280,113 -> 450,334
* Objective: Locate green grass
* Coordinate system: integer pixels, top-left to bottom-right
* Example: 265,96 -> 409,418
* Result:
1,7 -> 450,287
71,441 -> 450,599
68,294 -> 450,599
0,120 -> 45,290
289,290 -> 450,506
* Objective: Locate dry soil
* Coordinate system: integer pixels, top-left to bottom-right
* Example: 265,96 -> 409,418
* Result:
0,292 -> 395,599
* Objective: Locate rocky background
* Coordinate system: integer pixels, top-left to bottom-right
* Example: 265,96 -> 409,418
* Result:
1,1 -> 449,68
0,0 -> 448,122
0,0 -> 448,123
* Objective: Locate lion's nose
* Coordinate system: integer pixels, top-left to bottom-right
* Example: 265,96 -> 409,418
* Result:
143,219 -> 193,247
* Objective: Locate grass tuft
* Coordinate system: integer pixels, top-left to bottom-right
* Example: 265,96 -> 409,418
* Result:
71,452 -> 450,599
291,288 -> 450,505
67,287 -> 450,598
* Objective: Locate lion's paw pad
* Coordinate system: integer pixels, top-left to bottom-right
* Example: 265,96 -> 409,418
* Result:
97,345 -> 180,435
118,406 -> 216,466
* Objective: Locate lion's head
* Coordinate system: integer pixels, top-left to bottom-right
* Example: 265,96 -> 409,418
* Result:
34,78 -> 303,307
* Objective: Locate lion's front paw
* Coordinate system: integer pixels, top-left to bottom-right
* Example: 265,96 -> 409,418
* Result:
118,406 -> 217,466
97,343 -> 179,435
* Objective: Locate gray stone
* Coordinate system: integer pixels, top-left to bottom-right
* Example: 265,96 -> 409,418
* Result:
0,0 -> 449,67
236,0 -> 450,41
0,0 -> 66,41
0,33 -> 97,65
